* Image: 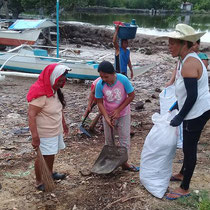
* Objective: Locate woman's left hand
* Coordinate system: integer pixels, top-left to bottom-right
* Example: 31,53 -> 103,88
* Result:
111,109 -> 120,120
170,114 -> 183,127
63,123 -> 69,136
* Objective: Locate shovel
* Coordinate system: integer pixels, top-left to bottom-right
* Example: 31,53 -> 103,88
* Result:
91,126 -> 128,174
79,103 -> 96,137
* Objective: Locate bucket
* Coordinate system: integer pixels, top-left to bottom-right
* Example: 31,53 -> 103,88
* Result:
117,23 -> 137,39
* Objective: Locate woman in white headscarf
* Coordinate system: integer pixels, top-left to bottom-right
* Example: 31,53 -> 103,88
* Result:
162,24 -> 210,200
27,63 -> 70,191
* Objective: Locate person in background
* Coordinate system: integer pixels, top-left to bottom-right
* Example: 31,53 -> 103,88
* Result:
95,60 -> 139,172
27,63 -> 69,191
113,24 -> 134,79
161,24 -> 210,200
82,77 -> 102,131
193,39 -> 209,69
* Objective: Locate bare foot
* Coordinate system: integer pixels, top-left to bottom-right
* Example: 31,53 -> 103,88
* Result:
166,187 -> 190,200
170,173 -> 183,181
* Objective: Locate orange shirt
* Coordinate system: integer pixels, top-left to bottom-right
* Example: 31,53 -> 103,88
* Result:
29,93 -> 63,138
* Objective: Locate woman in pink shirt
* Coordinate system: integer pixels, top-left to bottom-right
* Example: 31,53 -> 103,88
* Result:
95,60 -> 138,172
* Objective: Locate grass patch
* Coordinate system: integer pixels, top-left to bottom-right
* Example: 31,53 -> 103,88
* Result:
176,190 -> 210,210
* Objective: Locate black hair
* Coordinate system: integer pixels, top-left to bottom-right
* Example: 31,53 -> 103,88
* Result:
121,39 -> 128,45
57,71 -> 68,109
98,60 -> 115,74
179,40 -> 193,49
196,39 -> 200,45
57,88 -> 66,108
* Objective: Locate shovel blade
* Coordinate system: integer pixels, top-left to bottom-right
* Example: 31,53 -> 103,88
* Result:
79,124 -> 91,138
91,145 -> 128,174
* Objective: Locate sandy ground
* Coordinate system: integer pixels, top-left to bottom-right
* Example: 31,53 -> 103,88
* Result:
0,44 -> 210,210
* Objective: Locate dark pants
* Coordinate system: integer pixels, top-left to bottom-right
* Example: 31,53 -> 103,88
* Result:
180,110 -> 210,190
121,72 -> 127,77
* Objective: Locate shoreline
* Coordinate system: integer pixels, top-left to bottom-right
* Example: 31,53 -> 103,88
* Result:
74,6 -> 209,15
58,21 -> 210,57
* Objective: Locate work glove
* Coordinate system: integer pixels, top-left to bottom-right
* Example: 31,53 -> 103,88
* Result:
170,114 -> 183,127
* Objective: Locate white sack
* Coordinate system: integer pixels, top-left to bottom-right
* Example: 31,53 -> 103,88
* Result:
140,112 -> 177,198
159,85 -> 176,115
159,85 -> 183,148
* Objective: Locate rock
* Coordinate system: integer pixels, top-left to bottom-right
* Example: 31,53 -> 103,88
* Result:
151,94 -> 158,99
135,101 -> 144,110
145,48 -> 152,55
7,113 -> 21,119
122,182 -> 127,190
155,88 -> 161,93
72,205 -> 78,210
70,123 -> 78,128
145,99 -> 151,103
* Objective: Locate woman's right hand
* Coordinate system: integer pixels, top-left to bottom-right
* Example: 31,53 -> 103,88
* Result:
32,136 -> 40,151
115,24 -> 120,31
165,80 -> 173,87
105,116 -> 114,128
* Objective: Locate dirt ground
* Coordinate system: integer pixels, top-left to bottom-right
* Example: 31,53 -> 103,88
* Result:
0,44 -> 210,210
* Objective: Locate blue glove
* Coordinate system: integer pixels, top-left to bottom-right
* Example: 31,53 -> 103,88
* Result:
170,114 -> 183,127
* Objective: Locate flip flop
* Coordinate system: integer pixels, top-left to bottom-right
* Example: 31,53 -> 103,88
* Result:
36,184 -> 45,191
165,192 -> 191,200
52,172 -> 66,180
170,176 -> 182,181
122,165 -> 139,172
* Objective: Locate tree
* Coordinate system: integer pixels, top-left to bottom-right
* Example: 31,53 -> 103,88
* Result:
8,0 -> 24,18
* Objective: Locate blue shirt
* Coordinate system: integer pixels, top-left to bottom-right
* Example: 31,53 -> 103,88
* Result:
119,47 -> 130,73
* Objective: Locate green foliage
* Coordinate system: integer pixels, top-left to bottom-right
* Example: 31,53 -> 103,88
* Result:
5,0 -> 210,18
176,190 -> 210,210
8,0 -> 24,18
198,191 -> 210,210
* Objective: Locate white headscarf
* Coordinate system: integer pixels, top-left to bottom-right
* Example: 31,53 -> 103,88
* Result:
50,64 -> 70,86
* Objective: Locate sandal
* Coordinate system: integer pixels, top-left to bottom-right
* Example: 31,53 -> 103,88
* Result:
122,165 -> 139,172
52,172 -> 66,180
36,184 -> 45,191
165,192 -> 191,200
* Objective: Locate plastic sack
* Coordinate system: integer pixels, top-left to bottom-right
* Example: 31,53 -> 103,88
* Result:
140,112 -> 178,198
159,85 -> 183,149
159,85 -> 176,115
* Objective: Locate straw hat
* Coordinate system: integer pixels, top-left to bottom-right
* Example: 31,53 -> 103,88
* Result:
160,24 -> 205,42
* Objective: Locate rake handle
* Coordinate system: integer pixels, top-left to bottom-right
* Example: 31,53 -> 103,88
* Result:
81,103 -> 96,125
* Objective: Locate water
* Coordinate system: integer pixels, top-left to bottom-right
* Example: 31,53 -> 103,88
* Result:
61,13 -> 210,43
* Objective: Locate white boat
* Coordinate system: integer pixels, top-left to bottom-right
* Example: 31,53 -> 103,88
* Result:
0,19 -> 55,46
0,29 -> 41,46
0,44 -> 154,80
0,44 -> 100,80
0,15 -> 154,80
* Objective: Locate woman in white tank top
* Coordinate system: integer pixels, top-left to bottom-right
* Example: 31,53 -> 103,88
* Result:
160,24 -> 210,200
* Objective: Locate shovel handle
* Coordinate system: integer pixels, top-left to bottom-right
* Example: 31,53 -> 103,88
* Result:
110,126 -> 115,146
81,103 -> 96,125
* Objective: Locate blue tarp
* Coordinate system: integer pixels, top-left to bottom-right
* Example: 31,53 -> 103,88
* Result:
9,19 -> 56,30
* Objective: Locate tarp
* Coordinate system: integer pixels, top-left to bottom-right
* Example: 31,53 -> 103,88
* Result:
8,19 -> 56,30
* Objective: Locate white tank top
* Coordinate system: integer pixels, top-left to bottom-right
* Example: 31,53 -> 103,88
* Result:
175,52 -> 210,120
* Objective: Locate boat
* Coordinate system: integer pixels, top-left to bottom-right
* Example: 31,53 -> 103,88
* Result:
0,44 -> 154,80
0,4 -> 154,80
0,19 -> 55,46
0,29 -> 41,46
0,44 -> 100,80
